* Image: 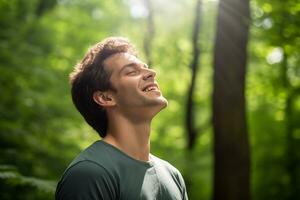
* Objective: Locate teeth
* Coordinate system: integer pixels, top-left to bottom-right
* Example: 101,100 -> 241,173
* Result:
144,86 -> 156,92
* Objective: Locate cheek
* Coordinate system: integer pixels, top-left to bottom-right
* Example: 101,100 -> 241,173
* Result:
115,82 -> 138,97
121,85 -> 140,96
120,77 -> 140,90
111,75 -> 142,95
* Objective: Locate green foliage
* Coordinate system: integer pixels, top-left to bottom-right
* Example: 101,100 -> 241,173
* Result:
249,0 -> 300,199
0,0 -> 299,199
0,164 -> 55,200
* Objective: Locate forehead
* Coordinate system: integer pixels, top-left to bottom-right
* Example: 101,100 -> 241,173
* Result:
103,52 -> 141,73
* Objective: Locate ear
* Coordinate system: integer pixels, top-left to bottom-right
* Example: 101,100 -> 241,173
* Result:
93,91 -> 116,107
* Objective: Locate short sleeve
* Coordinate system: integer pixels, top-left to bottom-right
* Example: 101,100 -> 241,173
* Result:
55,160 -> 117,200
171,167 -> 189,200
177,172 -> 188,200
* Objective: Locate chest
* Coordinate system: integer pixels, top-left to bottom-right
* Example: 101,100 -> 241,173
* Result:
118,166 -> 183,200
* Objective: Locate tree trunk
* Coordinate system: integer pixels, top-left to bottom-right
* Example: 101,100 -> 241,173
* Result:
212,0 -> 251,199
185,0 -> 202,150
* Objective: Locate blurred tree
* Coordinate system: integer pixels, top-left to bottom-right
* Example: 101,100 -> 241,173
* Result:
2,0 -> 298,199
36,0 -> 57,16
186,0 -> 202,150
212,0 -> 251,199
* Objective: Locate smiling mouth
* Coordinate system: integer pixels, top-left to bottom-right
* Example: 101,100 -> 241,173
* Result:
142,84 -> 160,92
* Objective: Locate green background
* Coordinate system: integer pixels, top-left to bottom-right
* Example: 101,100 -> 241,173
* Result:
0,0 -> 299,199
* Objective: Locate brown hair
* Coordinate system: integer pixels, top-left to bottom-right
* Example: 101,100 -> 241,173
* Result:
69,37 -> 137,137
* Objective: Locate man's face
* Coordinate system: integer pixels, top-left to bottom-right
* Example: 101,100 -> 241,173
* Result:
103,52 -> 168,117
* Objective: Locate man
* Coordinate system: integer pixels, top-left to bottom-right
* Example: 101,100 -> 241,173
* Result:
55,37 -> 188,200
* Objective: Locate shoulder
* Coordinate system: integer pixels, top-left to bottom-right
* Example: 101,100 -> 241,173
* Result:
151,155 -> 180,174
64,160 -> 111,180
151,155 -> 189,199
55,160 -> 118,200
151,155 -> 186,185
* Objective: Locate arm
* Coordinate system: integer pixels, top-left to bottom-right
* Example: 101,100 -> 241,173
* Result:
55,161 -> 117,200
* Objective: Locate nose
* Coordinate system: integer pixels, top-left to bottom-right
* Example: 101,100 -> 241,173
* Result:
143,68 -> 156,80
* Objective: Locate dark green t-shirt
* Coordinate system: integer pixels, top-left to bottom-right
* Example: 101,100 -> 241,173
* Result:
55,140 -> 188,200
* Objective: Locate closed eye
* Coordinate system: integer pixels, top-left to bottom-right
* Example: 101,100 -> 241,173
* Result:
126,70 -> 139,75
120,62 -> 146,76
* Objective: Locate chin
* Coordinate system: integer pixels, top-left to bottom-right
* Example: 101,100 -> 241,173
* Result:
135,97 -> 168,119
140,92 -> 168,110
155,96 -> 168,110
161,96 -> 168,107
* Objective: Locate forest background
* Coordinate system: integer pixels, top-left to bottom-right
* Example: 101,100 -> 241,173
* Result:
0,0 -> 299,199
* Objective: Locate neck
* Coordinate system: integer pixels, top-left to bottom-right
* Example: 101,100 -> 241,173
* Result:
103,113 -> 152,162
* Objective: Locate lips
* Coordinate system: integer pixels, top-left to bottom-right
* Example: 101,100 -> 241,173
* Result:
142,83 -> 159,92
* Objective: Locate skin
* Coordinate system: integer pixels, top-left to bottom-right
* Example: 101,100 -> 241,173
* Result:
93,52 -> 168,162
